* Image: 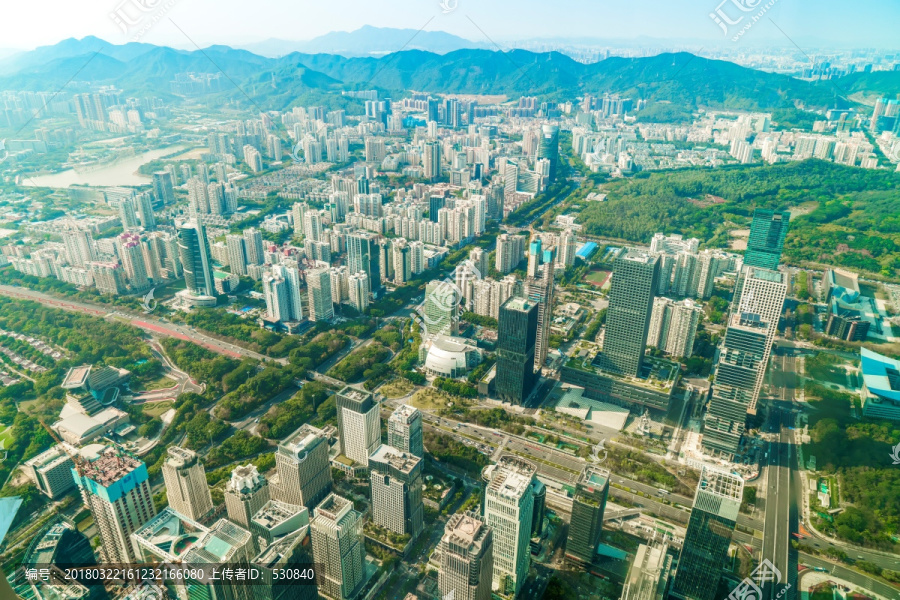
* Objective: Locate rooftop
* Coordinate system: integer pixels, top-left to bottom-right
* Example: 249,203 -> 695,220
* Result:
314,493 -> 352,523
133,508 -> 207,561
166,446 -> 199,468
339,386 -> 372,403
252,500 -> 307,532
369,444 -> 421,475
568,353 -> 680,391
503,296 -> 533,312
80,447 -> 144,487
279,423 -> 326,456
226,464 -> 265,494
61,365 -> 90,389
861,347 -> 900,403
389,404 -> 420,424
696,466 -> 743,502
487,455 -> 536,498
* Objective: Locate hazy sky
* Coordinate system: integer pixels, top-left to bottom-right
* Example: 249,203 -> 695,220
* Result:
1,0 -> 898,50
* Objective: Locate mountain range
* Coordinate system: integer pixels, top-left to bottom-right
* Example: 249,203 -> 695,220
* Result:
0,34 -> 892,114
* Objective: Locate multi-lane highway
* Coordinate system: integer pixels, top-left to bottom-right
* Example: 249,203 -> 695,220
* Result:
761,404 -> 797,600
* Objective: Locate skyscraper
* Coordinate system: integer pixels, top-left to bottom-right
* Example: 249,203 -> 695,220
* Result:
335,387 -> 380,466
152,171 -> 175,205
439,512 -> 494,600
307,266 -> 335,322
622,538 -> 673,600
225,464 -> 271,530
311,494 -> 366,600
429,195 -> 445,222
347,230 -> 382,297
177,221 -> 216,299
424,280 -> 460,336
496,297 -> 539,404
348,271 -> 369,313
387,404 -> 423,458
670,467 -> 743,600
63,230 -> 96,268
703,267 -> 786,457
600,251 -> 660,377
72,446 -> 156,563
118,234 -> 151,293
275,424 -> 333,509
161,446 -> 214,522
368,445 -> 424,539
526,238 -> 555,372
557,229 -> 577,267
744,209 -> 790,270
537,124 -> 560,182
482,456 -> 536,596
263,263 -> 304,323
565,466 -> 610,566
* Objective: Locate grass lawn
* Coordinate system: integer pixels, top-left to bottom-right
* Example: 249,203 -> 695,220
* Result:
584,270 -> 610,286
76,515 -> 94,533
0,426 -> 13,450
142,401 -> 174,418
379,378 -> 414,399
411,388 -> 454,411
137,375 -> 176,392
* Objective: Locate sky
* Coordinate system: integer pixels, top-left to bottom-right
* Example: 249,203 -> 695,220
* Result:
1,0 -> 898,51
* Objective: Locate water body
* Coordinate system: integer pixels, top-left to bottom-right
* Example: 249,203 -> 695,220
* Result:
23,145 -> 187,188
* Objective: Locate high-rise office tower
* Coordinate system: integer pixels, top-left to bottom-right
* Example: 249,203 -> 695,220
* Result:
225,464 -> 271,530
250,501 -> 309,550
347,230 -> 382,297
250,522 -> 317,600
565,466 -> 610,565
600,251 -> 660,377
496,297 -> 539,404
244,227 -> 265,266
368,445 -> 424,539
429,195 -> 445,222
152,171 -> 175,205
335,387 -> 380,466
526,240 -> 555,372
177,221 -> 216,298
275,424 -> 332,509
622,538 -> 673,600
703,267 -> 786,457
161,446 -> 214,522
311,494 -> 366,600
72,447 -> 156,563
537,124 -> 560,181
424,140 -> 442,180
424,279 -> 460,336
670,467 -> 743,600
307,266 -> 335,322
387,404 -> 423,458
438,512 -> 494,600
482,456 -> 536,596
226,234 -> 248,276
744,209 -> 790,270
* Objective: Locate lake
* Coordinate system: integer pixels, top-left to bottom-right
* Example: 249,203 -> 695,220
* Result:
23,145 -> 188,188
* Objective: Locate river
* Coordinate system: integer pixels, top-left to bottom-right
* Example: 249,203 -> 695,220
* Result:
22,145 -> 188,188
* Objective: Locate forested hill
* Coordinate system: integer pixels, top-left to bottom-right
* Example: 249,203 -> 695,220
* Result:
574,160 -> 900,278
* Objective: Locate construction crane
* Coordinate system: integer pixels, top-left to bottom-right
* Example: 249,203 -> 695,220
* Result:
38,419 -> 86,476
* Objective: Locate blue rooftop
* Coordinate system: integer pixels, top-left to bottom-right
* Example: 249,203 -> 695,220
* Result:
860,347 -> 900,403
576,242 -> 598,260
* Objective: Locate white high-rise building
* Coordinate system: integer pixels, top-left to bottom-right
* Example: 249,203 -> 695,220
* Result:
439,512 -> 494,600
387,404 -> 423,458
243,227 -> 265,266
330,266 -> 350,304
307,267 -> 334,322
63,230 -> 96,267
73,447 -> 156,563
263,263 -> 303,323
161,446 -> 213,522
336,387 -> 380,467
226,234 -> 248,277
225,464 -> 271,531
558,229 -> 577,267
292,202 -> 309,238
348,271 -> 369,313
482,456 -> 536,596
368,445 -> 424,539
311,494 -> 366,600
